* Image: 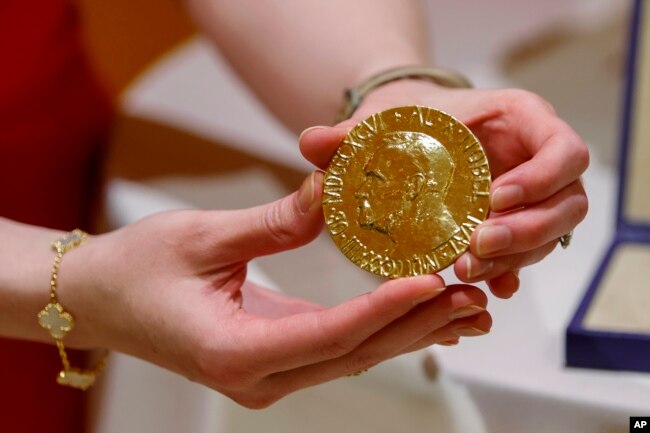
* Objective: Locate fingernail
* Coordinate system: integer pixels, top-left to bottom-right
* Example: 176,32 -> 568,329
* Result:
491,185 -> 523,211
465,254 -> 494,279
297,171 -> 322,214
477,225 -> 512,256
438,339 -> 459,346
412,286 -> 446,305
454,326 -> 488,337
449,305 -> 486,321
298,125 -> 327,142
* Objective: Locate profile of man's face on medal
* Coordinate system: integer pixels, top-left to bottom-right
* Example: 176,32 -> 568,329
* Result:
354,131 -> 460,254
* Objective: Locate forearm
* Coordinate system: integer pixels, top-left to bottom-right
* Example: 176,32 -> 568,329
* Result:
0,218 -> 64,343
185,0 -> 430,131
0,219 -> 99,349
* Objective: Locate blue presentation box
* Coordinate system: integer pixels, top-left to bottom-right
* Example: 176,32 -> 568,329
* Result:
566,0 -> 650,373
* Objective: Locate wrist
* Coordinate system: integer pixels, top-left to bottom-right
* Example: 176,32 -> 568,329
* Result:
56,232 -> 107,349
351,78 -> 452,121
36,229 -> 111,389
338,66 -> 472,122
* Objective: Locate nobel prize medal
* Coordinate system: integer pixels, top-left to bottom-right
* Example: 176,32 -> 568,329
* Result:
322,106 -> 490,278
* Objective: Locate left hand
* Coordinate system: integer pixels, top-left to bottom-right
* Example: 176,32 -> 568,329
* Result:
299,79 -> 589,298
59,172 -> 491,408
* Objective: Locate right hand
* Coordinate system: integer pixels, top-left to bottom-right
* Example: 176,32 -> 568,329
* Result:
300,81 -> 589,299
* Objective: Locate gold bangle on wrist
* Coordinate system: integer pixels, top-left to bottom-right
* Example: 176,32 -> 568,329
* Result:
337,65 -> 473,122
37,229 -> 107,390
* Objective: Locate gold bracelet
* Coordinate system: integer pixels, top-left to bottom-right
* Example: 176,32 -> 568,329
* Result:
337,65 -> 473,122
37,229 -> 107,390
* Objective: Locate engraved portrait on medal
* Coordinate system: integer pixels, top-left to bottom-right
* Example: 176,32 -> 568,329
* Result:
323,106 -> 491,278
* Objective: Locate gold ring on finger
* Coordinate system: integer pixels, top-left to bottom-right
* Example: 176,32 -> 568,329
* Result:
347,368 -> 368,377
559,231 -> 573,249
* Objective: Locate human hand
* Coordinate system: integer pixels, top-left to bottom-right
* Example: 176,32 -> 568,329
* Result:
60,171 -> 491,408
299,79 -> 589,298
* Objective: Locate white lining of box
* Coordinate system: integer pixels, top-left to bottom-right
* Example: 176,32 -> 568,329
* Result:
583,244 -> 650,332
625,0 -> 650,222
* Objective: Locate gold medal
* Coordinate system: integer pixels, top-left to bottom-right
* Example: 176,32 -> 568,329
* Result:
323,106 -> 490,278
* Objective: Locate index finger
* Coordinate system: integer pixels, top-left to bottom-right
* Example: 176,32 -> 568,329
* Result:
490,118 -> 589,212
246,274 -> 446,374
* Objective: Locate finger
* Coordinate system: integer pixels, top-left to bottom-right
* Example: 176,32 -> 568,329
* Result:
455,241 -> 556,284
398,310 -> 493,354
490,120 -> 589,212
245,274 -> 447,375
471,179 -> 588,258
299,122 -> 355,169
487,271 -> 520,299
211,171 -> 325,263
262,284 -> 487,391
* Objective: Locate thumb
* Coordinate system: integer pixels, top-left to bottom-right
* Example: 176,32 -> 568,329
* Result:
299,122 -> 356,169
218,171 -> 325,262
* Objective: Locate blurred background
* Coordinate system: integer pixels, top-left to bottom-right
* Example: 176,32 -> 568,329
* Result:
71,0 -> 648,432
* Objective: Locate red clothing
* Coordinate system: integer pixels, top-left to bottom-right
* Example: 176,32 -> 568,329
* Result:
0,1 -> 112,432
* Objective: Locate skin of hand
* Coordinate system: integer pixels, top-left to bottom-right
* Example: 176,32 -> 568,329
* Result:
299,79 -> 589,299
54,171 -> 491,408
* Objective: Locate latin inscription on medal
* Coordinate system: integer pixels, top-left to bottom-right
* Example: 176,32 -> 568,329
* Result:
323,106 -> 491,278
